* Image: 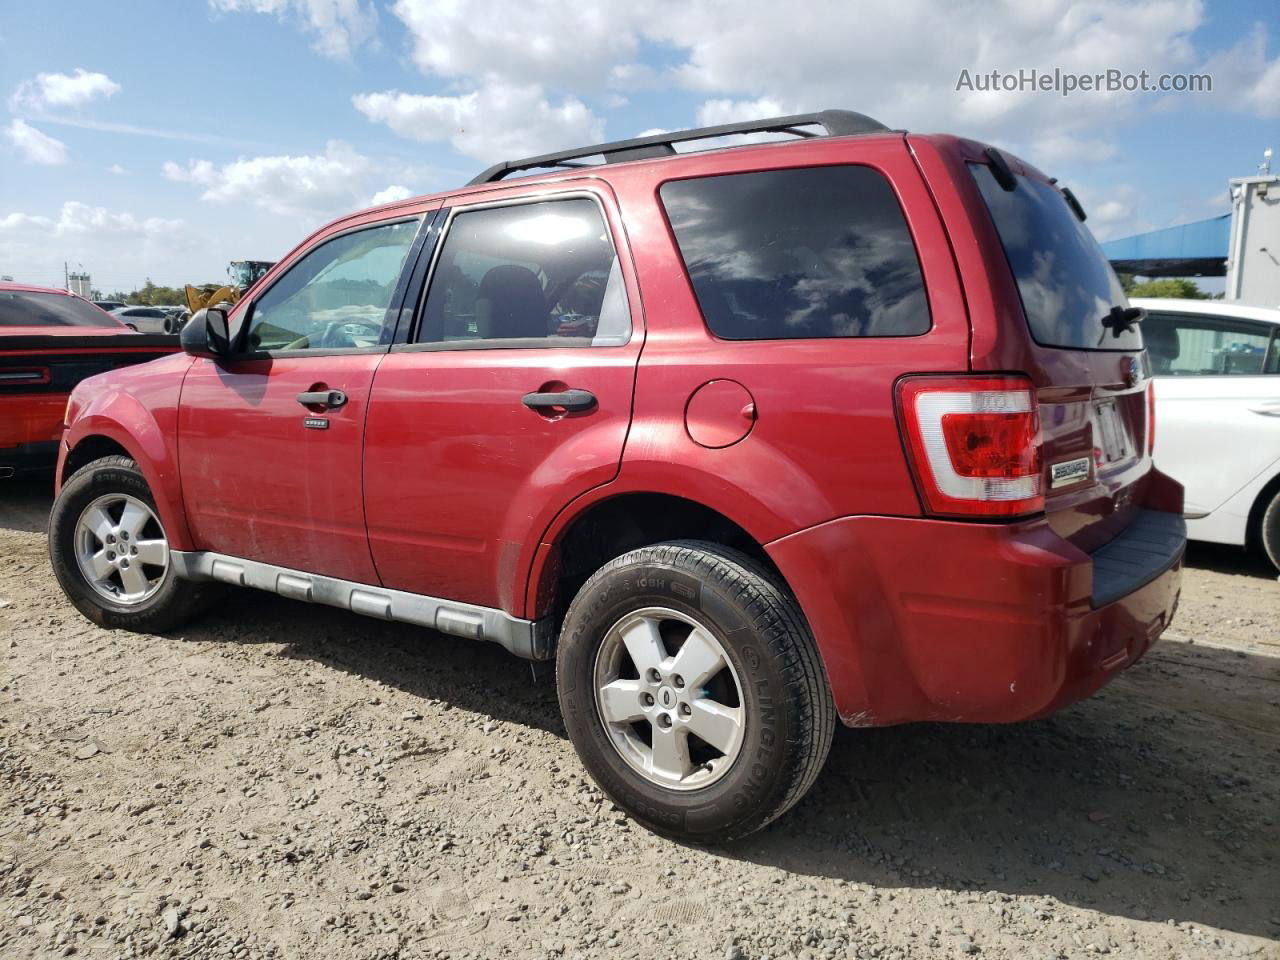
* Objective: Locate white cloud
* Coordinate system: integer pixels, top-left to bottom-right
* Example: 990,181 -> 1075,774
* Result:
107,163 -> 128,175
696,98 -> 795,127
390,0 -> 643,89
9,68 -> 121,110
163,140 -> 378,217
370,184 -> 412,205
0,201 -> 183,240
658,0 -> 1206,146
353,82 -> 603,163
1196,23 -> 1280,117
5,119 -> 68,165
1028,133 -> 1118,168
0,203 -> 191,290
1069,183 -> 1144,241
210,0 -> 376,59
367,0 -> 1243,172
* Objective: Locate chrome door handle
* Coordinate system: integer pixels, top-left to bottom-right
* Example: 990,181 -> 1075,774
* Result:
1248,403 -> 1280,417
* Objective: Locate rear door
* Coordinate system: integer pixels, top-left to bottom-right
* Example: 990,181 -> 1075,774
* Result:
178,213 -> 429,583
362,182 -> 641,613
1144,309 -> 1280,516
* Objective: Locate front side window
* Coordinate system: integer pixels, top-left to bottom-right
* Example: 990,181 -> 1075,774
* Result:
417,198 -> 630,347
659,165 -> 930,340
0,291 -> 119,328
1144,312 -> 1277,376
244,218 -> 420,352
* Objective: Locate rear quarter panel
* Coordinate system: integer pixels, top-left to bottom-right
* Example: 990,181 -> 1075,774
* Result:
607,137 -> 971,533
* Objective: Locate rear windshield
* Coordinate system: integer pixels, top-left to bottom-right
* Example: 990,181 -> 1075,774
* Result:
660,165 -> 930,340
970,163 -> 1140,351
0,290 -> 120,328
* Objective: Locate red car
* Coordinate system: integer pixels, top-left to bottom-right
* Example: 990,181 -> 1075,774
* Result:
0,282 -> 176,478
47,110 -> 1184,840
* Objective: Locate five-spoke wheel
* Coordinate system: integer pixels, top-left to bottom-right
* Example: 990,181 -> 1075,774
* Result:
50,455 -> 210,632
594,607 -> 745,790
558,541 -> 835,841
74,494 -> 169,604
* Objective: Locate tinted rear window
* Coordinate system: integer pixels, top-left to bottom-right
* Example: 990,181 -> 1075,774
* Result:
970,164 -> 1140,351
0,290 -> 120,328
660,166 -> 930,340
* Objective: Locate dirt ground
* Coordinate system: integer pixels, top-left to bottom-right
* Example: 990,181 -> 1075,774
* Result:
2,476 -> 1278,960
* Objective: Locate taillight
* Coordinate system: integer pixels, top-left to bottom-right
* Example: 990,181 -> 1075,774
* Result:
1146,379 -> 1156,455
897,375 -> 1044,518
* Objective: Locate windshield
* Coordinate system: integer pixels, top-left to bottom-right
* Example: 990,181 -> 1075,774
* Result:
971,163 -> 1141,351
0,290 -> 121,328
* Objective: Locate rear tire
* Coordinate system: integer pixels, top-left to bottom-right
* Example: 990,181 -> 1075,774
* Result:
556,540 -> 834,841
49,455 -> 211,632
1261,490 -> 1280,573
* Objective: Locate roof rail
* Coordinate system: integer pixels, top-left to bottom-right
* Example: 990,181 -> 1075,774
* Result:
467,109 -> 889,186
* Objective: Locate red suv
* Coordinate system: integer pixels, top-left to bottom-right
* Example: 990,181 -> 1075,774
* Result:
48,110 -> 1185,840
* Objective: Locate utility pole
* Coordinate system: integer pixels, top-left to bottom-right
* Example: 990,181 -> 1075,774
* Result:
64,261 -> 68,290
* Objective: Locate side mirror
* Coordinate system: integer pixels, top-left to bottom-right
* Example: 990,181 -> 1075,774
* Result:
180,306 -> 233,360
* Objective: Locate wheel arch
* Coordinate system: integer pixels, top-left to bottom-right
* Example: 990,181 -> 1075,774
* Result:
60,406 -> 195,551
527,490 -> 790,629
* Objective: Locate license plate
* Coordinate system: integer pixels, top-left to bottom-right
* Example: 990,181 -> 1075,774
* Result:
1094,400 -> 1130,463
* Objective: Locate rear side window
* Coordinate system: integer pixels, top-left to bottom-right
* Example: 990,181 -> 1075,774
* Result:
0,291 -> 119,328
1144,312 -> 1277,375
417,198 -> 630,347
660,165 -> 930,340
971,164 -> 1139,351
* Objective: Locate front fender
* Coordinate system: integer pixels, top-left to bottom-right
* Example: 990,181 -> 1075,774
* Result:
59,359 -> 194,550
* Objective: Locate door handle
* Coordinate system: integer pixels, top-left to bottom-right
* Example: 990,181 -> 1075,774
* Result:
1248,403 -> 1280,417
521,388 -> 597,413
296,389 -> 347,409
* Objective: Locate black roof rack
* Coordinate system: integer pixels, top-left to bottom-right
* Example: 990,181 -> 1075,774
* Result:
467,109 -> 889,185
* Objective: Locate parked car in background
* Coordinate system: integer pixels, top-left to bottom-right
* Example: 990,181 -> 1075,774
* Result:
48,110 -> 1185,840
111,305 -> 181,335
0,282 -> 177,477
93,300 -> 127,312
1134,297 -> 1280,570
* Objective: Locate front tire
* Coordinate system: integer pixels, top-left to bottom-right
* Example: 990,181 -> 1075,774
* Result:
49,455 -> 210,632
556,540 -> 834,841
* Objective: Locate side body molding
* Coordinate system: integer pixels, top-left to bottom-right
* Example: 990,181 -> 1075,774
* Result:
170,550 -> 553,660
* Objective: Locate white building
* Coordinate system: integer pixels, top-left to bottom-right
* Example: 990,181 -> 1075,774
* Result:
1226,168 -> 1280,306
68,271 -> 92,298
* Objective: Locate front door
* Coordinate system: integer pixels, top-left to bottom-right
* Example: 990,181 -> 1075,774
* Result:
363,185 -> 642,613
178,214 -> 428,583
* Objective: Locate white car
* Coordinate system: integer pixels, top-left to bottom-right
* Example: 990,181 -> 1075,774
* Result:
1132,297 -> 1280,570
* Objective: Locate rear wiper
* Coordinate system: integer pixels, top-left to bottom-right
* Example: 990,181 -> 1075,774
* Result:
1097,305 -> 1145,344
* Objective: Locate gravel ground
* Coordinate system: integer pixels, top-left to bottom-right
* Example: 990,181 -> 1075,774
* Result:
2,476 -> 1278,960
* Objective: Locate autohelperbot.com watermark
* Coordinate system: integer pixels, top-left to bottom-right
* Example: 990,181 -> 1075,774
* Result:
956,67 -> 1212,96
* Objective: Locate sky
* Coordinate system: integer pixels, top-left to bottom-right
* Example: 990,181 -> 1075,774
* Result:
0,0 -> 1277,294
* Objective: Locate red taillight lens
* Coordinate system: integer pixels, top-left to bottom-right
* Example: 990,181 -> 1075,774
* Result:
897,375 -> 1044,518
1146,379 -> 1156,455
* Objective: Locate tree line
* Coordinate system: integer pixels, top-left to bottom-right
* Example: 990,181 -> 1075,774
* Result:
92,280 -> 195,306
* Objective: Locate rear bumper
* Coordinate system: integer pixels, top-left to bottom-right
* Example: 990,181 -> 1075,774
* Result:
767,489 -> 1184,727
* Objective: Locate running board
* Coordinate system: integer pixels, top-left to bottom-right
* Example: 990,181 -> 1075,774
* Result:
169,550 -> 552,660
